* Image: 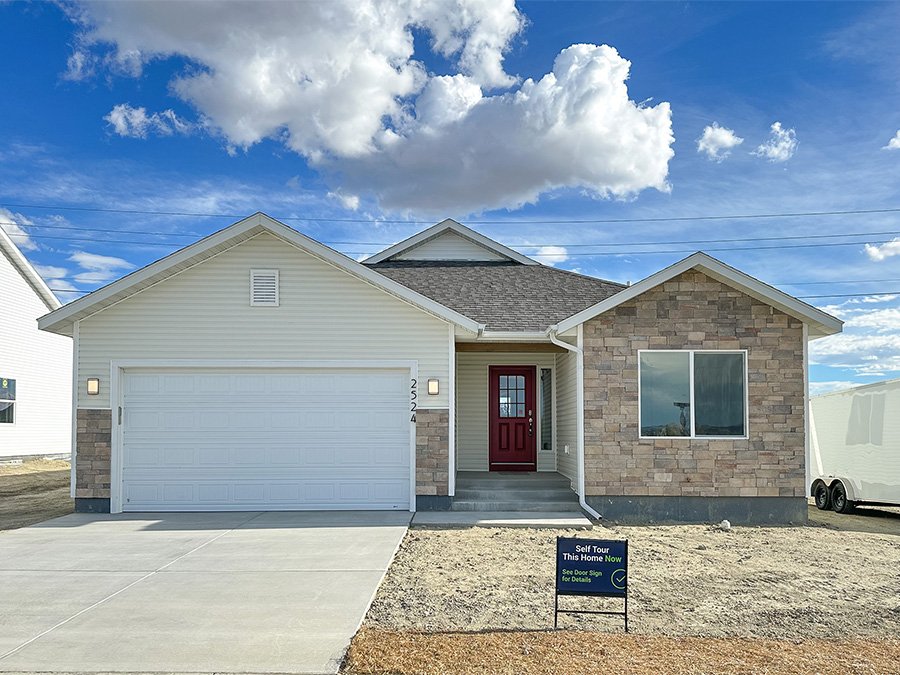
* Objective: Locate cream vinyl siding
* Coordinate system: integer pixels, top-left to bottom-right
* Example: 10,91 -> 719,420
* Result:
456,352 -> 556,471
0,250 -> 71,457
77,233 -> 450,408
555,349 -> 578,483
394,232 -> 507,261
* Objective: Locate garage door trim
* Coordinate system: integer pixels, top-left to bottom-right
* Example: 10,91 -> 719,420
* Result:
109,359 -> 418,514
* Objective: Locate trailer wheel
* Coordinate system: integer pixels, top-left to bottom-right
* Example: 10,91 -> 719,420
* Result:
814,482 -> 831,510
831,482 -> 854,514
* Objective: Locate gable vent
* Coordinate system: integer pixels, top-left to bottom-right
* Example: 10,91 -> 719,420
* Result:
250,269 -> 279,306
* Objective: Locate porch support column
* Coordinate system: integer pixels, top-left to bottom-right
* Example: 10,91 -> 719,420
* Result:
448,323 -> 456,497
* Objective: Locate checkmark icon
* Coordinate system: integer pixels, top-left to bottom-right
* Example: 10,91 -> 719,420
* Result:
611,569 -> 626,589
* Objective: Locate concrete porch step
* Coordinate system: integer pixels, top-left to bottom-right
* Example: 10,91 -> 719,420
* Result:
455,477 -> 573,490
450,500 -> 583,512
411,511 -> 593,529
454,488 -> 579,501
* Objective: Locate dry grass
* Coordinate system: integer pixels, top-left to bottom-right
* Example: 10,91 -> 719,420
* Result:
345,627 -> 900,675
0,459 -> 73,530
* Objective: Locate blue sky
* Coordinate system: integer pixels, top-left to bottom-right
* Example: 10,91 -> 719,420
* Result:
2,1 -> 900,393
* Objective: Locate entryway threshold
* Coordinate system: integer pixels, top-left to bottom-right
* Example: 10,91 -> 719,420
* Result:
411,511 -> 593,529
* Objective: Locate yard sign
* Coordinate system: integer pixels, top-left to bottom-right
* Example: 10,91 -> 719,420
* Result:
554,537 -> 628,631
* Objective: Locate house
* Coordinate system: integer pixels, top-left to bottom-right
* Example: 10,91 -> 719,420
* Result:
37,213 -> 842,523
0,226 -> 72,462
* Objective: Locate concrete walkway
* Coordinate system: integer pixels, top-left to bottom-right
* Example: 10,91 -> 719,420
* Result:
412,511 -> 593,529
0,511 -> 410,674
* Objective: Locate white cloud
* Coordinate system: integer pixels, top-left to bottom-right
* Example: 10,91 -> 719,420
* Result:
844,308 -> 900,331
330,44 -> 674,212
696,122 -> 743,162
65,2 -> 674,213
864,238 -> 900,261
884,130 -> 900,150
68,251 -> 135,284
104,104 -> 194,139
809,381 -> 858,396
810,333 -> 900,374
33,264 -> 69,280
534,245 -> 569,266
327,190 -> 360,211
752,122 -> 798,162
33,265 -> 83,303
0,208 -> 38,250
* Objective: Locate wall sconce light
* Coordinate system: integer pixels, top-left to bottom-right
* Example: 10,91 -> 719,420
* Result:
86,378 -> 100,396
427,379 -> 439,395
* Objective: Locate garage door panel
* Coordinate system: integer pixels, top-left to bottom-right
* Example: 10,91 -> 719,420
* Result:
121,368 -> 411,511
123,478 -> 408,511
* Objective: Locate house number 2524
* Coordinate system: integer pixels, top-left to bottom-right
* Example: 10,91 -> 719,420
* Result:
410,378 -> 417,422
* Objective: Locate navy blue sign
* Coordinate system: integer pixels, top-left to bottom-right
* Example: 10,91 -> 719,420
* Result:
556,538 -> 628,597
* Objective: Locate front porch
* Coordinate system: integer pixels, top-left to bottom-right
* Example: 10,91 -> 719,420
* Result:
442,341 -> 585,515
452,471 -> 581,512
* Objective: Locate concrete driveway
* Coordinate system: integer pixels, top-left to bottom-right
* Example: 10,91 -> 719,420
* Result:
0,511 -> 410,674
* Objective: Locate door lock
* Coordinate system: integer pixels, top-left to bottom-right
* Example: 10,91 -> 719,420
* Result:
528,416 -> 534,436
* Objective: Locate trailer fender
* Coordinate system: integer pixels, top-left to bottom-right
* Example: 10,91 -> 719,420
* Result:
829,477 -> 858,502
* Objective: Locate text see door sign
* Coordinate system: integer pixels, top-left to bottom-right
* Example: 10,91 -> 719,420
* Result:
554,537 -> 628,631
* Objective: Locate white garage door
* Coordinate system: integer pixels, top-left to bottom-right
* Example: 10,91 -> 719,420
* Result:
121,368 -> 411,511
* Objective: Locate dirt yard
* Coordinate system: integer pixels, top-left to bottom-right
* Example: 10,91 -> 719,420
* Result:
347,508 -> 900,674
0,459 -> 73,531
365,514 -> 900,639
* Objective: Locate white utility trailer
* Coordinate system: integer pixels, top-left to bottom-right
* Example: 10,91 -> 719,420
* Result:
809,379 -> 900,513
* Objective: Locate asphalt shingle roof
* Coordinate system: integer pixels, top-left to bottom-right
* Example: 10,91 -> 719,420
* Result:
366,260 -> 627,332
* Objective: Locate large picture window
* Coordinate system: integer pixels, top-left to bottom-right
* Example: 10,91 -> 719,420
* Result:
0,377 -> 15,424
639,351 -> 747,438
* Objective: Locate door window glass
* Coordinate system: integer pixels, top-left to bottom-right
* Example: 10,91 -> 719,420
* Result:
499,374 -> 526,418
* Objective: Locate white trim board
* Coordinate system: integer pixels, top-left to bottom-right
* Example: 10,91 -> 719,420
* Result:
553,251 -> 842,339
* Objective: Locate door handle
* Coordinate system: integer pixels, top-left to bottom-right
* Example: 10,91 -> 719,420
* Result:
528,417 -> 534,436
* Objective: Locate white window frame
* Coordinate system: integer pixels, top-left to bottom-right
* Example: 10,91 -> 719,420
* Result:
637,350 -> 749,440
250,269 -> 280,307
0,377 -> 15,426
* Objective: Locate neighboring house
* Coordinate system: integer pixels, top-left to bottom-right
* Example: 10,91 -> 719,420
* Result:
37,213 -> 842,522
0,227 -> 72,462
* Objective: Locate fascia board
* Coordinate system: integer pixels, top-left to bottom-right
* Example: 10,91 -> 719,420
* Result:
364,219 -> 538,265
0,227 -> 61,310
555,251 -> 844,337
38,213 -> 482,335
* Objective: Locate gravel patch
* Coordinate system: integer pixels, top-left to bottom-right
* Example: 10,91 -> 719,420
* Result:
346,628 -> 900,675
365,521 -> 900,639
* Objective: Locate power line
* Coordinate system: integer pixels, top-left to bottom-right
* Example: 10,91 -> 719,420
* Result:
796,291 -> 900,299
8,220 -> 900,248
5,201 -> 900,224
5,229 -> 898,255
46,285 -> 900,300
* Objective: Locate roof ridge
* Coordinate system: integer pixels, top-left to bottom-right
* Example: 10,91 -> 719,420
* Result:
534,262 -> 628,288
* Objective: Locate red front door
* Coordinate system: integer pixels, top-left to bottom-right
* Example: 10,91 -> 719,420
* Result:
488,366 -> 536,471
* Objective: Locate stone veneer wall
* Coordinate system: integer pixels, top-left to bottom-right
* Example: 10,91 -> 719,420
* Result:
583,270 -> 806,502
75,408 -> 112,501
415,409 -> 450,498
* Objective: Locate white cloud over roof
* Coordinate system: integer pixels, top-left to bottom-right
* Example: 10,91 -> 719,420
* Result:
65,1 -> 675,213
